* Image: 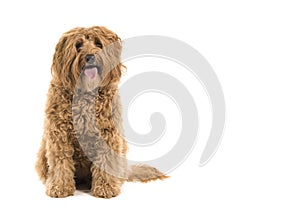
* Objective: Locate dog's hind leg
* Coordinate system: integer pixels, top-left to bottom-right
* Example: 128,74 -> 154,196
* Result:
35,134 -> 48,184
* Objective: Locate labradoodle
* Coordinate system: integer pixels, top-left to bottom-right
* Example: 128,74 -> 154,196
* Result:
35,26 -> 167,198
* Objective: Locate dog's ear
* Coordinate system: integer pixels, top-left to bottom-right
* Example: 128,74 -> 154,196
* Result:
107,37 -> 122,76
92,26 -> 124,87
99,37 -> 124,87
51,35 -> 76,89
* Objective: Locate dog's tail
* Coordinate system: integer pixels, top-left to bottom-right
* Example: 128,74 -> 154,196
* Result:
127,164 -> 169,182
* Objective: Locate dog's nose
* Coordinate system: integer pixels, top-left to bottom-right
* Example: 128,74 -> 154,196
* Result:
85,54 -> 95,64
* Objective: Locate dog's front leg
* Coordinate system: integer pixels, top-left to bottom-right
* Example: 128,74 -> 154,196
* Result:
90,134 -> 126,198
45,133 -> 75,198
91,163 -> 123,198
91,90 -> 127,198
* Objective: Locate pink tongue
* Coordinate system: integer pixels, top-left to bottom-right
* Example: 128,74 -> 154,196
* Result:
84,67 -> 97,79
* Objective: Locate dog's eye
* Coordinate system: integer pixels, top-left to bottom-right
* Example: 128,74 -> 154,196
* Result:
95,41 -> 102,49
75,42 -> 83,51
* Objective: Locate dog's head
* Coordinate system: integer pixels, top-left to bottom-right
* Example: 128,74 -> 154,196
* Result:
52,26 -> 123,92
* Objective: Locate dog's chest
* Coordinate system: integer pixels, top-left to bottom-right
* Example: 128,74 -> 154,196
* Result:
72,92 -> 112,161
72,93 -> 98,136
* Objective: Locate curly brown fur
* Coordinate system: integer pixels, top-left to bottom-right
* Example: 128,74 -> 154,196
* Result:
35,26 -> 168,198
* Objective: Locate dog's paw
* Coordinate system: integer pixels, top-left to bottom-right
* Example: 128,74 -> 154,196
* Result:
92,185 -> 120,198
46,183 -> 75,198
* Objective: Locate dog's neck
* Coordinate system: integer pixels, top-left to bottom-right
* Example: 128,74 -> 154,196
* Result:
50,81 -> 119,100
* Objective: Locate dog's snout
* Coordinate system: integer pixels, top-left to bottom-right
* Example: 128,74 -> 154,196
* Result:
85,54 -> 95,64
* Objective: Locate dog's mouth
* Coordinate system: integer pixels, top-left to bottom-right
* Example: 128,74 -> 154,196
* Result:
83,65 -> 101,79
77,64 -> 102,92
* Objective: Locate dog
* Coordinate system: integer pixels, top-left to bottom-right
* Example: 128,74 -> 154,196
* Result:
35,26 -> 168,198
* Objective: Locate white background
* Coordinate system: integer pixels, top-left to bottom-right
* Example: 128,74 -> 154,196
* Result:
0,0 -> 300,213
